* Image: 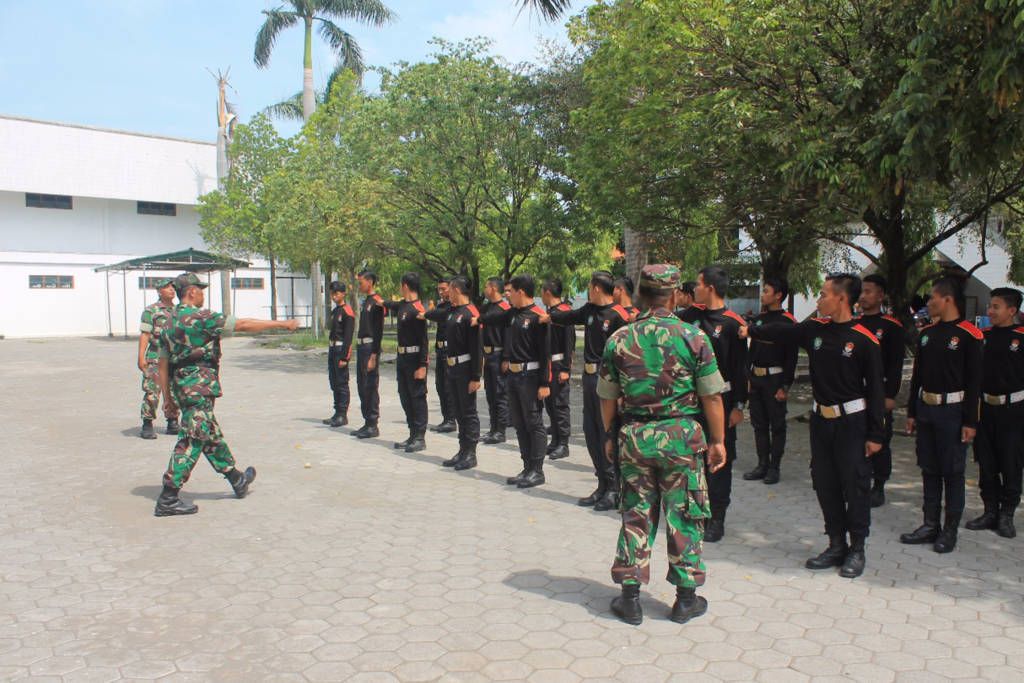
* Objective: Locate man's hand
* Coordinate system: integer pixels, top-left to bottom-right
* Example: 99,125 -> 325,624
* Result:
738,325 -> 749,339
338,360 -> 348,368
707,443 -> 727,473
538,386 -> 551,401
468,380 -> 481,393
470,316 -> 479,327
283,319 -> 299,331
558,371 -> 569,384
367,354 -> 377,371
906,418 -> 916,435
728,408 -> 744,428
416,310 -> 425,320
865,440 -> 882,458
138,359 -> 147,372
774,387 -> 788,402
414,366 -> 427,380
962,426 -> 976,443
501,361 -> 509,373
538,312 -> 551,324
884,398 -> 896,412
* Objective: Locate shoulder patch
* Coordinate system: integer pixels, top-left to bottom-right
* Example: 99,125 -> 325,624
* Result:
467,304 -> 479,317
723,309 -> 746,326
782,312 -> 797,322
530,305 -> 546,316
810,317 -> 830,324
852,324 -> 880,344
498,301 -> 511,310
921,320 -> 938,330
692,303 -> 707,310
556,302 -> 571,311
882,314 -> 904,327
982,326 -> 993,333
343,304 -> 354,317
413,301 -> 425,313
1015,326 -> 1024,335
957,320 -> 984,340
611,304 -> 629,320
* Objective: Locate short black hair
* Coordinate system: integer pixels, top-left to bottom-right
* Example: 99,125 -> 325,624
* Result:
614,276 -> 634,297
991,287 -> 1023,311
542,278 -> 563,298
763,276 -> 789,301
329,281 -> 346,294
932,276 -> 965,316
509,274 -> 536,298
862,273 -> 887,294
638,286 -> 672,306
357,269 -> 377,285
486,276 -> 505,291
400,272 -> 421,294
698,266 -> 729,297
826,274 -> 862,311
449,275 -> 472,296
678,281 -> 696,297
591,270 -> 615,295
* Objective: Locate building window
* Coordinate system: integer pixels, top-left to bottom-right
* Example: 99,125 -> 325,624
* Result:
29,275 -> 74,289
26,193 -> 72,210
231,277 -> 264,290
137,201 -> 176,216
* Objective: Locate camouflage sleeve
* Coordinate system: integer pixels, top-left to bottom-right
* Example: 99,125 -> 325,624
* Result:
139,306 -> 154,333
200,311 -> 238,338
596,334 -> 622,399
690,328 -> 726,396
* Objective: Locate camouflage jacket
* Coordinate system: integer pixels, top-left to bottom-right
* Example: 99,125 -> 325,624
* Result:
139,301 -> 176,362
159,305 -> 237,398
597,307 -> 725,419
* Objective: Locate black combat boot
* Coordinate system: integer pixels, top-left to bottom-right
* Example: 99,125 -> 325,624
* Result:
506,469 -> 528,485
322,410 -> 342,426
806,535 -> 849,569
548,444 -> 569,460
354,423 -> 379,439
453,447 -> 477,471
165,417 -> 180,435
227,466 -> 257,498
899,517 -> 941,545
328,414 -> 347,427
763,458 -> 781,485
517,469 -> 546,488
997,509 -> 1017,539
433,419 -> 457,433
405,432 -> 426,453
670,586 -> 708,624
743,457 -> 768,481
482,430 -> 505,444
839,535 -> 866,578
140,419 -> 156,440
933,509 -> 961,553
704,508 -> 726,543
442,449 -> 464,467
394,433 -> 415,449
869,480 -> 886,508
577,483 -> 605,507
154,485 -> 198,517
611,583 -> 643,625
594,479 -> 619,511
965,505 -> 999,531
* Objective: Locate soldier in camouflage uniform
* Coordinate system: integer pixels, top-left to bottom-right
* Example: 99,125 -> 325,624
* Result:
137,277 -> 180,439
597,264 -> 728,626
154,273 -> 298,516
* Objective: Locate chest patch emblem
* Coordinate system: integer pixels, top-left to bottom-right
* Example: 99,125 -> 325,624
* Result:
842,342 -> 854,358
523,318 -> 531,329
602,320 -> 610,331
948,336 -> 959,351
921,334 -> 929,347
813,337 -> 823,351
1011,339 -> 1020,352
712,324 -> 722,338
875,329 -> 884,339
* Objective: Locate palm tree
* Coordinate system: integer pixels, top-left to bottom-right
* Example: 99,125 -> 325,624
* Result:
263,60 -> 350,122
516,0 -> 572,21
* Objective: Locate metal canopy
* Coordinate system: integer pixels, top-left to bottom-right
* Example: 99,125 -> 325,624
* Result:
94,247 -> 249,273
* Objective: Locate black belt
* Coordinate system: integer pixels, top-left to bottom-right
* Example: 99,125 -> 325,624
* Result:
623,413 -> 690,425
174,360 -> 218,372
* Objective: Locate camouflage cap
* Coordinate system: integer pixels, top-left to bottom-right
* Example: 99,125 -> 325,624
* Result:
173,272 -> 208,297
153,277 -> 174,289
639,264 -> 681,292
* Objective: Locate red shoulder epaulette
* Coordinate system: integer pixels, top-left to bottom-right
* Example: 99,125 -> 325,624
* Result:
343,304 -> 354,317
371,294 -> 383,304
692,303 -> 707,310
956,320 -> 984,340
556,302 -> 571,311
413,300 -> 425,313
982,326 -> 993,333
1015,326 -> 1024,335
852,323 -> 880,344
467,304 -> 479,317
921,320 -> 938,330
498,301 -> 511,310
611,304 -> 629,320
782,312 -> 797,322
811,317 -> 830,324
723,309 -> 746,326
882,314 -> 904,327
530,305 -> 546,316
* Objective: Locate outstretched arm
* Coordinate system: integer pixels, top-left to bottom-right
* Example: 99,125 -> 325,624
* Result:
234,318 -> 299,333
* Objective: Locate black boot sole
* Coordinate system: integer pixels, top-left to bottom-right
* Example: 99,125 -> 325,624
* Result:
611,596 -> 643,625
670,595 -> 708,624
154,503 -> 199,517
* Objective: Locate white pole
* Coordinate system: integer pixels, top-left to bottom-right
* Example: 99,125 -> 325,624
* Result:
122,270 -> 128,339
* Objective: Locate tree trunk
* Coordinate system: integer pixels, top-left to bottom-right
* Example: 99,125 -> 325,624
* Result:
269,254 -> 278,321
220,270 -> 232,316
623,226 -> 647,284
301,17 -> 324,332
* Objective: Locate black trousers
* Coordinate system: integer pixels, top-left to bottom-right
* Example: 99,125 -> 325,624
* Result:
327,347 -> 350,415
445,361 -> 480,450
396,354 -> 428,435
749,377 -> 787,465
508,369 -> 545,469
810,411 -> 871,539
483,350 -> 508,433
914,400 -> 967,523
871,411 -> 895,482
435,351 -> 456,422
544,376 -> 571,446
356,344 -> 379,426
974,403 -> 1024,511
583,372 -> 616,488
699,393 -> 737,515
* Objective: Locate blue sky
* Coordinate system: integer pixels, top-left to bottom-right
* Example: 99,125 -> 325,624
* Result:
0,0 -> 594,141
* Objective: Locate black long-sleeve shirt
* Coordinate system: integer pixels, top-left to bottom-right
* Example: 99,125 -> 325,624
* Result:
424,300 -> 452,355
680,304 -> 749,403
547,300 -> 576,374
480,299 -> 512,350
908,319 -> 984,426
444,303 -> 483,382
548,302 -> 629,366
328,302 -> 355,359
981,324 -> 1024,396
748,309 -> 799,386
502,304 -> 552,386
748,317 -> 886,442
356,293 -> 385,354
383,299 -> 429,368
858,312 -> 906,400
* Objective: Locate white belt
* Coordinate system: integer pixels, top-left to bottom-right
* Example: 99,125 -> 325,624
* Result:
722,381 -> 732,392
920,389 -> 964,406
398,346 -> 420,354
752,366 -> 784,377
508,361 -> 539,372
358,337 -> 374,345
551,353 -> 565,361
812,398 -> 866,419
983,391 -> 1024,406
447,353 -> 471,366
331,341 -> 347,347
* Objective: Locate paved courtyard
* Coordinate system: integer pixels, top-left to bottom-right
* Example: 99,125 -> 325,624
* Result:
1,336 -> 1022,682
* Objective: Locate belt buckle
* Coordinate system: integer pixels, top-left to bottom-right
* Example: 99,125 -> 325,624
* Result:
484,346 -> 493,354
985,394 -> 1003,406
754,367 -> 766,377
447,357 -> 456,367
585,363 -> 598,374
820,404 -> 840,419
923,392 -> 940,406
510,362 -> 523,373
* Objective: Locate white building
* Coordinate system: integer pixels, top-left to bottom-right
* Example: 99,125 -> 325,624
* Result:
0,114 -> 312,338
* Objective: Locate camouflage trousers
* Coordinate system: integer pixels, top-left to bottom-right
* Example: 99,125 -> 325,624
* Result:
612,421 -> 711,589
162,395 -> 234,489
140,361 -> 179,421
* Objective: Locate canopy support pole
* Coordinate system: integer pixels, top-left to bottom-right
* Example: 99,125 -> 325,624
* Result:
122,270 -> 128,339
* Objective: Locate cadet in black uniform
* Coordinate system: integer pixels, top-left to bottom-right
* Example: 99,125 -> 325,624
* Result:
480,277 -> 511,443
901,277 -> 983,553
857,274 -> 906,507
427,278 -> 457,434
745,274 -> 884,578
353,270 -> 384,439
674,281 -> 696,318
323,281 -> 355,427
680,266 -> 748,542
967,287 -> 1024,539
383,272 -> 430,453
541,278 -> 575,461
744,277 -> 798,485
502,274 -> 552,489
614,276 -> 640,322
545,271 -> 630,510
